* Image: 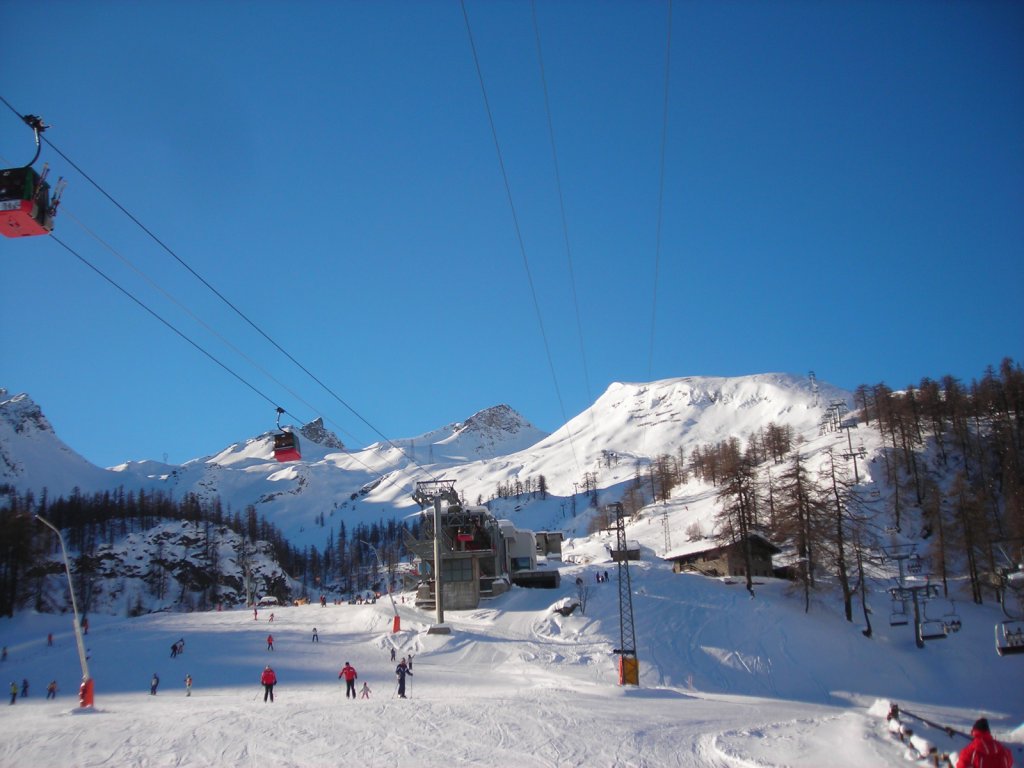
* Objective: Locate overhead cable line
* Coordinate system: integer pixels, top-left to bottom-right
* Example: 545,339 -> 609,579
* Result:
50,233 -> 294,421
0,93 -> 433,479
530,0 -> 595,413
48,229 -> 425,495
647,0 -> 674,379
459,0 -> 581,476
61,208 -> 361,447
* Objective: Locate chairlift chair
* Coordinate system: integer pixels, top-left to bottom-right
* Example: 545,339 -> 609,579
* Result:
942,602 -> 962,634
919,620 -> 948,641
995,620 -> 1024,657
889,599 -> 909,627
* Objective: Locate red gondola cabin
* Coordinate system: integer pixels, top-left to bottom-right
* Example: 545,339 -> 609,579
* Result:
0,166 -> 53,237
273,430 -> 301,462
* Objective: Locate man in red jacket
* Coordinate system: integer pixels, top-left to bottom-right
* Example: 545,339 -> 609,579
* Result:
338,662 -> 358,699
260,665 -> 277,703
957,718 -> 1013,768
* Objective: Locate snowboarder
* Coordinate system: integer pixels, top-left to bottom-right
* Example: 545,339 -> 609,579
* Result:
267,634 -> 274,651
390,647 -> 396,662
395,657 -> 412,698
260,665 -> 277,703
269,613 -> 275,623
184,674 -> 193,697
150,673 -> 160,695
359,682 -> 371,699
9,681 -> 16,704
177,638 -> 185,655
46,680 -> 57,700
339,662 -> 358,699
170,642 -> 178,658
956,718 -> 1013,768
312,627 -> 319,643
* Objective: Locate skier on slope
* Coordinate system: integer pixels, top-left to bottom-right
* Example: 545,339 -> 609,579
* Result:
260,665 -> 277,703
339,662 -> 358,699
395,657 -> 412,698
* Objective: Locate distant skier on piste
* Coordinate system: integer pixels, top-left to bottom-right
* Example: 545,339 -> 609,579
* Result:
339,662 -> 358,699
261,665 -> 277,703
395,657 -> 412,698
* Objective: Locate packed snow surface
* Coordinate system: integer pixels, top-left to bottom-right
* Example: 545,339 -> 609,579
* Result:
2,555 -> 1021,768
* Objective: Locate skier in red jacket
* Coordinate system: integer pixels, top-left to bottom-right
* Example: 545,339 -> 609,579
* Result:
260,665 -> 277,703
338,662 -> 358,699
957,718 -> 1013,768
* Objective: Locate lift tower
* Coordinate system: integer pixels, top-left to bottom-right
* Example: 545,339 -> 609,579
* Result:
412,479 -> 458,634
610,502 -> 640,685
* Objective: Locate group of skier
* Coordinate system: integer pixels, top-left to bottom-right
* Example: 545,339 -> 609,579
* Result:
257,650 -> 414,704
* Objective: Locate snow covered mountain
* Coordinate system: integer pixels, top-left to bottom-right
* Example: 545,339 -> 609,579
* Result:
1,374 -> 843,549
1,374 -> 845,551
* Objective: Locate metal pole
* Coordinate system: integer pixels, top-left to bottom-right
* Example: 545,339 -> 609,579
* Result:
433,497 -> 445,625
360,539 -> 400,631
35,515 -> 92,705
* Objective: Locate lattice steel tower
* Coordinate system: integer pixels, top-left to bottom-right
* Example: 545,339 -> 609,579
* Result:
611,502 -> 639,685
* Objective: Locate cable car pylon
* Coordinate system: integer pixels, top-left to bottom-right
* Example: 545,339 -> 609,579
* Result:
610,502 -> 640,685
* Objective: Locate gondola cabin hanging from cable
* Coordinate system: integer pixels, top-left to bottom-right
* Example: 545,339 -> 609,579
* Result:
1,114 -> 64,238
272,407 -> 301,462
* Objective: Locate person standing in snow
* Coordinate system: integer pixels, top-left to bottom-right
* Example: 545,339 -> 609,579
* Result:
9,681 -> 16,704
312,627 -> 319,643
339,662 -> 358,699
150,673 -> 160,695
395,657 -> 412,698
260,665 -> 277,703
170,642 -> 178,658
390,647 -> 396,662
267,634 -> 274,651
46,680 -> 57,699
21,679 -> 28,698
184,674 -> 193,697
956,718 -> 1013,768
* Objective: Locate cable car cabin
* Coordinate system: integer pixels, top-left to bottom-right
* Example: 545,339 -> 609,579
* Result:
0,166 -> 53,237
995,620 -> 1024,656
273,430 -> 301,462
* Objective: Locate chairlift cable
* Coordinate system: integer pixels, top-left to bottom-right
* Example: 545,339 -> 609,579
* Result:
647,0 -> 674,379
530,0 -> 595,415
460,0 -> 582,477
2,94 -> 435,482
54,211 -> 432,491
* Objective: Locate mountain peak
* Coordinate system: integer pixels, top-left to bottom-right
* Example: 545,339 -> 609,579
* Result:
300,417 -> 345,450
0,391 -> 55,436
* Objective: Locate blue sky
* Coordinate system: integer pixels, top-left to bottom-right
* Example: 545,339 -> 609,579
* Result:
2,0 -> 1022,469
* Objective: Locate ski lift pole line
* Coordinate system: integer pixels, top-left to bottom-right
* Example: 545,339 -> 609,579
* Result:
66,214 -> 431,493
1,95 -> 430,478
460,0 -> 581,475
49,234 -> 293,419
647,0 -> 673,379
50,231 -> 423,495
530,0 -> 595,415
61,207 -> 359,447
